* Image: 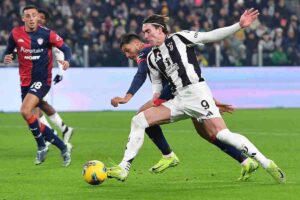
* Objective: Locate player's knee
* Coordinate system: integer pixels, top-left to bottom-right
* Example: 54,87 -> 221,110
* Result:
131,112 -> 149,129
20,106 -> 32,119
216,128 -> 232,142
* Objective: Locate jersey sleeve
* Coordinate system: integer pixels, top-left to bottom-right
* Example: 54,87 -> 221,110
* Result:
174,23 -> 241,44
49,31 -> 64,48
147,53 -> 163,94
49,31 -> 72,62
126,59 -> 148,96
4,33 -> 16,55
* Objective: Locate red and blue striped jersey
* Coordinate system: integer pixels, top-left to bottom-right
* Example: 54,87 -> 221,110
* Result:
5,25 -> 68,86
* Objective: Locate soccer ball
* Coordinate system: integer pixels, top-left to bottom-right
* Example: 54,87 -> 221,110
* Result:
82,160 -> 107,185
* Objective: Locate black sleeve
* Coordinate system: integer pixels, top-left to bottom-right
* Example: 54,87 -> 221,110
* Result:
126,60 -> 148,95
4,33 -> 16,56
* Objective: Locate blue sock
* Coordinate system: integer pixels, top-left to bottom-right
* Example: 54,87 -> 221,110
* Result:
145,125 -> 172,155
27,116 -> 45,148
41,123 -> 66,152
213,139 -> 247,163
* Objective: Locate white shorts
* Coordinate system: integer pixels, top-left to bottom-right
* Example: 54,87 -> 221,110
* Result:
162,81 -> 221,122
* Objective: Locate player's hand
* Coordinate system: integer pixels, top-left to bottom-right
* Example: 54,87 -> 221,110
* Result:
111,97 -> 129,107
58,60 -> 70,70
216,102 -> 235,114
53,74 -> 63,85
4,54 -> 13,64
239,8 -> 259,28
152,92 -> 161,102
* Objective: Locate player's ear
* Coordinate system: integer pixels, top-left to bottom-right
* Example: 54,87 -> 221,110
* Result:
158,27 -> 163,34
133,39 -> 140,46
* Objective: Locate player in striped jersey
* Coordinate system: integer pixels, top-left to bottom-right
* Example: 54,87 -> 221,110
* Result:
108,10 -> 286,184
110,33 -> 258,179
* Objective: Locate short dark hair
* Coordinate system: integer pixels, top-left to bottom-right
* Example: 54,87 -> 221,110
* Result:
38,9 -> 50,22
120,33 -> 142,48
142,14 -> 169,34
22,5 -> 38,14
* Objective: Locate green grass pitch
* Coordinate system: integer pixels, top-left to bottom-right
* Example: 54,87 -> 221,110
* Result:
0,109 -> 299,200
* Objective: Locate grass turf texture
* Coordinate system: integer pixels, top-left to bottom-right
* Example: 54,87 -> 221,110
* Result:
0,109 -> 299,200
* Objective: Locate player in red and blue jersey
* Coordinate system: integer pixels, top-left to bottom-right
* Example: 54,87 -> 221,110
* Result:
110,33 -> 258,180
3,5 -> 72,166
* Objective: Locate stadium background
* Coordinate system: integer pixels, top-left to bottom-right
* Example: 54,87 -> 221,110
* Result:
1,0 -> 300,111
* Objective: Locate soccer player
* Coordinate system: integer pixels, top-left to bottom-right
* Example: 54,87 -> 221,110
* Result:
111,33 -> 258,180
108,10 -> 286,183
35,9 -> 74,145
3,5 -> 72,166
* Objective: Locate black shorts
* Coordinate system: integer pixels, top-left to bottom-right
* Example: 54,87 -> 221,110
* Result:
21,81 -> 50,102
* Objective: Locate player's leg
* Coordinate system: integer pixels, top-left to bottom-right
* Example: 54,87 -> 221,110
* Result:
191,118 -> 258,181
39,122 -> 72,166
138,100 -> 179,173
202,117 -> 285,183
40,100 -> 74,143
22,83 -> 71,166
188,82 -> 284,183
33,107 -> 57,148
108,105 -> 174,181
21,93 -> 46,152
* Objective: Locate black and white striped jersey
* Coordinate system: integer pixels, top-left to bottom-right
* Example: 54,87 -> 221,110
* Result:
147,23 -> 241,94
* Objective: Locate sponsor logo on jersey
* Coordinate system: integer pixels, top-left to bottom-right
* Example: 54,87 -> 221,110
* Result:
18,38 -> 24,43
20,46 -> 44,53
24,55 -> 41,60
37,38 -> 44,45
56,35 -> 62,41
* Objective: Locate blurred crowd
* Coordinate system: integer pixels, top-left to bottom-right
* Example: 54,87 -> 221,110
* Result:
0,0 -> 299,67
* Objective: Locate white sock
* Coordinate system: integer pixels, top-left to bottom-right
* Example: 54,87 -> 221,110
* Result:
120,112 -> 149,170
49,112 -> 67,132
39,115 -> 52,129
216,129 -> 271,168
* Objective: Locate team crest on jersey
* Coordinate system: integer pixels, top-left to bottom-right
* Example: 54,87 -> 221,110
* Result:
17,38 -> 24,43
167,42 -> 173,51
37,38 -> 44,45
56,35 -> 62,41
155,52 -> 162,62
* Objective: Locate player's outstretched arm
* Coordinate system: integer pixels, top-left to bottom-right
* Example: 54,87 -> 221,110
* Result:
177,8 -> 259,44
201,8 -> 259,43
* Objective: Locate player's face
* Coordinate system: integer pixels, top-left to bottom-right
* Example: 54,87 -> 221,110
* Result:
121,42 -> 139,61
142,24 -> 163,46
22,8 -> 39,31
38,13 -> 46,26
